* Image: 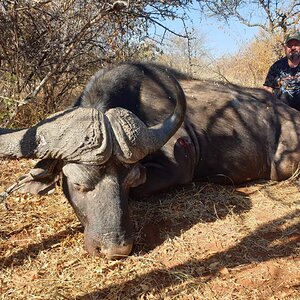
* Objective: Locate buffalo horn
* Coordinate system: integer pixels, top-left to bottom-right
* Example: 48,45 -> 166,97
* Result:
106,75 -> 186,163
0,107 -> 112,164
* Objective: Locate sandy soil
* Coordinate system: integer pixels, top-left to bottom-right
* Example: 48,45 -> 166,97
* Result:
0,159 -> 299,299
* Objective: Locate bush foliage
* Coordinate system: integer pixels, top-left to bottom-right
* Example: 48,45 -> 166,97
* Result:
0,1 -> 297,126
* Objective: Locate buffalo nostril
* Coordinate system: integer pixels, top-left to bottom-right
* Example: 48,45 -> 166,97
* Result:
84,240 -> 101,257
101,243 -> 133,260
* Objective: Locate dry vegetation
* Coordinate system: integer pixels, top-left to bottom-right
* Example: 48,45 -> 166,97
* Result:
212,31 -> 285,87
1,159 -> 299,300
1,2 -> 300,299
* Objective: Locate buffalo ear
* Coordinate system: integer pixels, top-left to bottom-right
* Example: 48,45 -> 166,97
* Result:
18,159 -> 63,195
18,179 -> 57,195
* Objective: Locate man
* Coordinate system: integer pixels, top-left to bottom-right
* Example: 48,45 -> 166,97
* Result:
263,30 -> 300,111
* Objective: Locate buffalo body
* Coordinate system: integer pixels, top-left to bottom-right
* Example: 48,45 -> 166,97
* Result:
2,63 -> 300,258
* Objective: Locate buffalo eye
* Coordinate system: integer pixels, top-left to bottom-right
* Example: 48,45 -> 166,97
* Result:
72,183 -> 92,192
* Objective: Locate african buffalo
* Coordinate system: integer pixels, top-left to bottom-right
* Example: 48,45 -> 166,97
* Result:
1,62 -> 300,259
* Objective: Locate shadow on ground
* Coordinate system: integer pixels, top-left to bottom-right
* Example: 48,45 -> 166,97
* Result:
77,209 -> 300,299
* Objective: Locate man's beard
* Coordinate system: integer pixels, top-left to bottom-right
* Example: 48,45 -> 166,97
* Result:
287,51 -> 300,62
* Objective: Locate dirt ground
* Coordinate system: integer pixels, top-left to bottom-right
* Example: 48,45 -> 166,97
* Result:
0,159 -> 299,299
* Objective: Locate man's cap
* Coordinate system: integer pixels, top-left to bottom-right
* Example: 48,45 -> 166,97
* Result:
285,30 -> 300,44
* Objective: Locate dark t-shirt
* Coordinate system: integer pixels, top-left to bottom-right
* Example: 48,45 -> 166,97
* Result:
264,57 -> 300,111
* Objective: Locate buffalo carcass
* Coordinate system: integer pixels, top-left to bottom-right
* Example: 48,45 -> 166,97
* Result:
1,62 -> 300,259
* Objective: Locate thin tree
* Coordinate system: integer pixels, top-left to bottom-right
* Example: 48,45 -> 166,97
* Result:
0,0 -> 195,126
197,0 -> 300,34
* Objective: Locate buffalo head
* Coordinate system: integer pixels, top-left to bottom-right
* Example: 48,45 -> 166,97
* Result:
0,63 -> 186,259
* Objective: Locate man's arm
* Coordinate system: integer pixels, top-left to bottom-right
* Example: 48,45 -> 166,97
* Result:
263,62 -> 278,95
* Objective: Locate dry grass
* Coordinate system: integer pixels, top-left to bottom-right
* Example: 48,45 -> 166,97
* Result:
1,159 -> 299,300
